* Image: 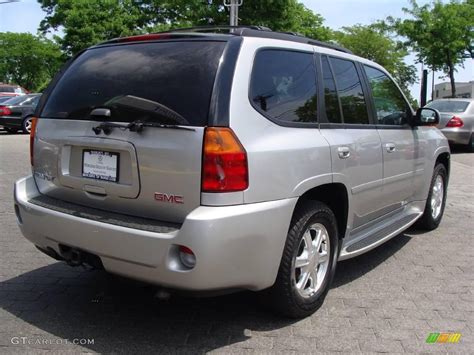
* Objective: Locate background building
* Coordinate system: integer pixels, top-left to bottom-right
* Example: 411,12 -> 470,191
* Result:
434,81 -> 474,99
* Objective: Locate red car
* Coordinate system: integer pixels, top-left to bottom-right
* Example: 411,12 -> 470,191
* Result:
0,84 -> 29,97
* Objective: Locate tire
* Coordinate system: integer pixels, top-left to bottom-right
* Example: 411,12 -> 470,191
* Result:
22,116 -> 33,134
415,164 -> 448,231
4,127 -> 18,134
262,201 -> 339,318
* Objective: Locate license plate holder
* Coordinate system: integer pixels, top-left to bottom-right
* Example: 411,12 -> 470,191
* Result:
82,150 -> 119,182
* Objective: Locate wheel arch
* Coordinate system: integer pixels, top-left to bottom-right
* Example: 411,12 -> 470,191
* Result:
435,152 -> 450,179
294,183 -> 349,240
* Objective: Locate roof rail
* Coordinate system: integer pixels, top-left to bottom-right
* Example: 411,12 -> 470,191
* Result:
99,26 -> 352,55
167,25 -> 272,35
164,26 -> 352,54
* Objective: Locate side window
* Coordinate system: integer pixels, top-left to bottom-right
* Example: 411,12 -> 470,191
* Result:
250,49 -> 317,124
321,56 -> 342,123
364,66 -> 411,125
330,57 -> 370,124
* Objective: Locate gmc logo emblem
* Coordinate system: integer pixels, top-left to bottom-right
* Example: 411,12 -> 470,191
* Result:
154,192 -> 184,204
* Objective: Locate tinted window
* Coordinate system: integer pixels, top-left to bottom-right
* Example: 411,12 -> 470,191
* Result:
364,66 -> 411,125
18,95 -> 41,106
41,41 -> 226,126
250,50 -> 317,124
321,56 -> 342,123
1,95 -> 29,106
330,58 -> 369,124
0,86 -> 14,93
426,100 -> 470,113
30,95 -> 41,107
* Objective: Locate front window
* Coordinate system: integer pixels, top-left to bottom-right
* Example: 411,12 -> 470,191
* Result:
364,65 -> 411,125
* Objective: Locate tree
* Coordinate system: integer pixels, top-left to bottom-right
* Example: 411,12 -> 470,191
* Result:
38,0 -> 331,56
392,0 -> 473,98
0,32 -> 63,91
333,24 -> 417,102
38,0 -> 149,56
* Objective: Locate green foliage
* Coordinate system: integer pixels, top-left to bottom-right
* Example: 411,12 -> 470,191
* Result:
0,32 -> 63,91
391,0 -> 474,97
38,0 -> 331,56
333,24 -> 417,102
38,0 -> 148,56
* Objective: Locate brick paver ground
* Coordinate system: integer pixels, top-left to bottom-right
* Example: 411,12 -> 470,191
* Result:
1,132 -> 472,353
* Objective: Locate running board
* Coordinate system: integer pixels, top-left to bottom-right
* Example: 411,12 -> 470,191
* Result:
339,212 -> 422,260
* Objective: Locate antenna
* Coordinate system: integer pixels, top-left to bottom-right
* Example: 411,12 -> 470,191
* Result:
223,0 -> 243,26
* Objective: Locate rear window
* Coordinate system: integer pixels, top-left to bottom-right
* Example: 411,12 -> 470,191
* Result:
41,41 -> 226,126
0,86 -> 15,93
426,100 -> 470,113
2,95 -> 28,105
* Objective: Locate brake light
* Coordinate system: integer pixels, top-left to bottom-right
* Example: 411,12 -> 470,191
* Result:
202,127 -> 248,192
118,34 -> 171,42
446,116 -> 464,128
0,106 -> 11,116
30,117 -> 38,166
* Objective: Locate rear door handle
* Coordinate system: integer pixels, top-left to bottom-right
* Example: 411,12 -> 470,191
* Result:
337,146 -> 351,159
385,143 -> 396,153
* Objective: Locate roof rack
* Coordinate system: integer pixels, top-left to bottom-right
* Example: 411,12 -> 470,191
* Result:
100,26 -> 352,55
168,25 -> 272,35
163,26 -> 352,54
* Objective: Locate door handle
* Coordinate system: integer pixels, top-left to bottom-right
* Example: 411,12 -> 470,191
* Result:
337,146 -> 351,159
385,143 -> 396,153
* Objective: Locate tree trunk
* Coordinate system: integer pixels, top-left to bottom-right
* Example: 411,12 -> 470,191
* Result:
447,51 -> 456,98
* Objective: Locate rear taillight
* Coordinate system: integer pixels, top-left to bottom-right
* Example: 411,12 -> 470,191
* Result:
446,116 -> 464,128
202,127 -> 248,192
30,117 -> 38,166
0,106 -> 11,116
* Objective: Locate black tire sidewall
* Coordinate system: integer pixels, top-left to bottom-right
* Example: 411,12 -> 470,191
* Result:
289,206 -> 338,308
420,164 -> 448,229
266,201 -> 340,318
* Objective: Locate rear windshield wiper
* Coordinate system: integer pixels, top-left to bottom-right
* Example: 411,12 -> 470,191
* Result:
92,118 -> 195,135
90,96 -> 195,134
129,121 -> 195,132
104,95 -> 189,125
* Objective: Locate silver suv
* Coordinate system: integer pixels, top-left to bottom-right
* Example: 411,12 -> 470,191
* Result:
14,27 -> 450,318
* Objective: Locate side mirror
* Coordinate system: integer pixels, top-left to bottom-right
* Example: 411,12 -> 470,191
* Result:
413,107 -> 440,126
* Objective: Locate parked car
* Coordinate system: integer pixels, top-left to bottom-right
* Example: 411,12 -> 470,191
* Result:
0,84 -> 28,97
14,27 -> 450,318
0,96 -> 13,104
0,94 -> 41,133
425,98 -> 473,151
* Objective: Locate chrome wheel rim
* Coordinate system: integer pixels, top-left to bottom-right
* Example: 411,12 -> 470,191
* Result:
293,223 -> 330,298
431,175 -> 444,219
24,118 -> 32,133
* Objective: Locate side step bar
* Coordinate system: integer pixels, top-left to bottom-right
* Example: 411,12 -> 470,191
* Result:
339,212 -> 422,260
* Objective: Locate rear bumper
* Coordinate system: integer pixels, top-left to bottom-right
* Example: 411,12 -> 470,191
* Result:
440,128 -> 471,145
14,175 -> 296,291
0,116 -> 22,128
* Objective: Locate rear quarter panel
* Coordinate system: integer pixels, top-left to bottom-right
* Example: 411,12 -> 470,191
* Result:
229,38 -> 332,204
414,126 -> 450,201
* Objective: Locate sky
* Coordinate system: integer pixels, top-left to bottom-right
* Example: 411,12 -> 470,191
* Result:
0,0 -> 472,103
